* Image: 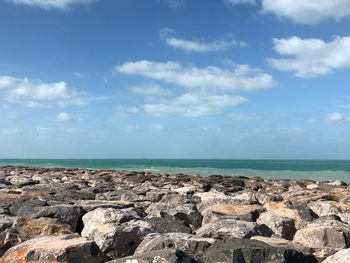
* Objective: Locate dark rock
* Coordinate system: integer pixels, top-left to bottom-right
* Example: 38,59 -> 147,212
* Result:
107,249 -> 197,263
202,238 -> 318,263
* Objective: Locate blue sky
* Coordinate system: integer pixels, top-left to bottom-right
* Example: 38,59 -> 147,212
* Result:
1,0 -> 350,159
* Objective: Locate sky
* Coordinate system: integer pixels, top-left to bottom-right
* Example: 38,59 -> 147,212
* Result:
0,0 -> 350,159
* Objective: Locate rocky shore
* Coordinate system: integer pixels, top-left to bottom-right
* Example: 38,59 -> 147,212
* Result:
0,166 -> 349,262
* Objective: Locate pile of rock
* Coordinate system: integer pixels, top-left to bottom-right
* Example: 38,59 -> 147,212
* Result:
0,166 -> 349,262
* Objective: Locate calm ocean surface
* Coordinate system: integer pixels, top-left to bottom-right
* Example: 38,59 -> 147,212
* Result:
0,159 -> 350,182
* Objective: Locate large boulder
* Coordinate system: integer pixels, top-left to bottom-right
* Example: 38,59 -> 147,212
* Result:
81,207 -> 141,258
16,204 -> 84,232
146,194 -> 202,229
201,204 -> 264,224
82,208 -> 191,259
264,202 -> 317,229
194,191 -> 258,211
135,232 -> 215,260
257,212 -> 296,240
196,219 -> 267,239
294,219 -> 350,251
307,200 -> 350,217
0,234 -> 104,263
201,238 -> 318,263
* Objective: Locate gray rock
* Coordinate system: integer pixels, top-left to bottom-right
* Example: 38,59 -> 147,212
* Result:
135,232 -> 215,260
96,189 -> 142,202
17,204 -> 84,231
146,194 -> 202,229
257,212 -> 296,240
196,219 -> 261,239
323,248 -> 350,263
294,220 -> 350,251
81,207 -> 141,258
202,238 -> 318,263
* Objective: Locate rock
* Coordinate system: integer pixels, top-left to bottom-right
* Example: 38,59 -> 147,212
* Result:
251,236 -> 312,254
142,217 -> 192,234
135,232 -> 215,260
9,199 -> 46,216
196,219 -> 261,239
172,186 -> 196,195
0,234 -> 104,263
146,194 -> 202,229
0,215 -> 13,232
106,249 -> 197,263
294,220 -> 350,251
96,190 -> 142,202
201,238 -> 318,263
81,207 -> 141,258
201,204 -> 264,224
17,204 -> 84,232
264,202 -> 316,229
11,217 -> 72,241
76,200 -> 134,212
257,212 -> 296,240
308,200 -> 349,217
323,248 -> 350,263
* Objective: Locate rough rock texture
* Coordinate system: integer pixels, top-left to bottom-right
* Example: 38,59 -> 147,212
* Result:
135,233 -> 215,261
294,219 -> 350,251
0,234 -> 104,263
323,248 -> 350,263
107,249 -> 196,263
0,166 -> 348,262
257,212 -> 296,240
202,238 -> 318,263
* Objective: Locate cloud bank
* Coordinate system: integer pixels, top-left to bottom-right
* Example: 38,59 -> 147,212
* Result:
115,60 -> 276,92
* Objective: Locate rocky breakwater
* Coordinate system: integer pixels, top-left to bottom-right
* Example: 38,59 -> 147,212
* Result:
0,166 -> 348,262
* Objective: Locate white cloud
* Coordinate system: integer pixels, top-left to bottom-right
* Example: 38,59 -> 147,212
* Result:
5,0 -> 96,10
115,60 -> 276,92
57,112 -> 71,122
165,37 -> 246,53
325,112 -> 350,123
268,36 -> 350,78
128,84 -> 172,96
0,75 -> 86,107
224,0 -> 257,6
261,0 -> 350,25
117,93 -> 248,117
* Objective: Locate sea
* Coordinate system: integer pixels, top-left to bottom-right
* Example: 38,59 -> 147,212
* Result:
0,159 -> 350,182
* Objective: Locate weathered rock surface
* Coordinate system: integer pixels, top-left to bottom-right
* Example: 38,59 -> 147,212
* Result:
323,248 -> 350,263
0,166 -> 348,262
107,249 -> 196,263
294,219 -> 350,254
257,212 -> 296,240
0,234 -> 104,263
202,238 -> 318,263
135,233 -> 215,260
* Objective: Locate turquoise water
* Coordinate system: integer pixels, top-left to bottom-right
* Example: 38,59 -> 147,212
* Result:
0,159 -> 350,182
